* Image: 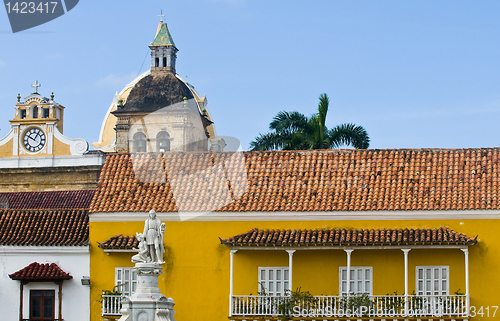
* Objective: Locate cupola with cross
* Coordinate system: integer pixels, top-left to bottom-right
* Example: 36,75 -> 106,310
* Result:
0,82 -> 94,167
149,11 -> 178,74
11,80 -> 65,133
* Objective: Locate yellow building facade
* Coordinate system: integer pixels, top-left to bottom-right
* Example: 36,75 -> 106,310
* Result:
89,150 -> 500,321
85,16 -> 498,321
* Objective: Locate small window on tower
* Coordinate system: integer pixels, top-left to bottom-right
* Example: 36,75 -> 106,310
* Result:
42,108 -> 50,118
156,131 -> 170,152
32,105 -> 38,118
155,58 -> 159,67
56,109 -> 60,120
163,57 -> 167,67
20,109 -> 26,119
133,132 -> 147,153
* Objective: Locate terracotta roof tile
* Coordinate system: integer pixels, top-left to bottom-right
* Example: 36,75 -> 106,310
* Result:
0,190 -> 95,209
90,149 -> 500,213
98,234 -> 138,249
0,209 -> 89,246
9,262 -> 72,280
221,227 -> 476,247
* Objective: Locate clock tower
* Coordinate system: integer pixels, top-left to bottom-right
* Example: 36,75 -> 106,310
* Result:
0,82 -> 102,169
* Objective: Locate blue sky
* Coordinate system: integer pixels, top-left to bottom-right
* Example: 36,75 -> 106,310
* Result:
1,0 -> 500,151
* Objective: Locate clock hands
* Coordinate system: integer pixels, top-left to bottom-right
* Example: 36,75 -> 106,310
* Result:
27,132 -> 41,146
23,128 -> 46,152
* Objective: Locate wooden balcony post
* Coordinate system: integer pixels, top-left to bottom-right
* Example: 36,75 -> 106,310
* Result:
58,281 -> 63,321
229,249 -> 237,317
401,249 -> 411,316
19,281 -> 24,321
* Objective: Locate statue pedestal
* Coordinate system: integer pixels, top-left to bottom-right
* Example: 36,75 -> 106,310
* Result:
118,263 -> 176,321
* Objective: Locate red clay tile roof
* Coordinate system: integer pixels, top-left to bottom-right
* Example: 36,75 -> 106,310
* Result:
221,227 -> 477,247
90,149 -> 500,213
9,262 -> 72,281
98,234 -> 138,249
0,209 -> 89,246
0,190 -> 95,209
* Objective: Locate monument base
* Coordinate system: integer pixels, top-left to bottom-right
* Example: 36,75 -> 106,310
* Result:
118,263 -> 176,321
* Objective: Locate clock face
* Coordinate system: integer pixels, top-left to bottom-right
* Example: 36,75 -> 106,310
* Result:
23,127 -> 46,153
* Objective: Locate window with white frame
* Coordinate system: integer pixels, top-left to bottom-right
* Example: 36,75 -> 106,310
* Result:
339,266 -> 372,295
115,267 -> 138,296
258,267 -> 289,296
416,266 -> 448,295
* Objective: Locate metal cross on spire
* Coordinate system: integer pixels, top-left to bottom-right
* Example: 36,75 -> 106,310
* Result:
31,80 -> 41,94
158,10 -> 164,22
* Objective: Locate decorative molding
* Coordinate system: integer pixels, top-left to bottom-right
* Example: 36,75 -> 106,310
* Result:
93,137 -> 116,152
103,249 -> 135,254
0,128 -> 16,150
89,209 -> 500,222
53,126 -> 88,155
24,94 -> 48,104
0,245 -> 90,255
0,153 -> 105,168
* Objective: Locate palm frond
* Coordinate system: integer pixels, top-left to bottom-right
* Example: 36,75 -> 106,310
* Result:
249,132 -> 283,151
328,123 -> 370,149
269,111 -> 309,133
250,94 -> 370,151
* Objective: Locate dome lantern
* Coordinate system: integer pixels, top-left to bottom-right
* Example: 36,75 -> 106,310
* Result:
149,13 -> 178,74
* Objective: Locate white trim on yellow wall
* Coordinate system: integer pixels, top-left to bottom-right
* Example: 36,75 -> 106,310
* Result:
89,209 -> 500,222
0,246 -> 89,254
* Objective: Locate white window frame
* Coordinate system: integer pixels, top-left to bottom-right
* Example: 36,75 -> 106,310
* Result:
339,266 -> 373,295
115,267 -> 138,296
258,267 -> 289,296
416,266 -> 449,296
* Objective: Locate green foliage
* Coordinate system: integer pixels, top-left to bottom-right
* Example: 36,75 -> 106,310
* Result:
379,291 -> 404,314
277,287 -> 318,320
102,283 -> 126,296
250,93 -> 370,151
339,293 -> 373,316
257,282 -> 268,296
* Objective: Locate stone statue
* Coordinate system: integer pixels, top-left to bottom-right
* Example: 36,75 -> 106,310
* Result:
119,210 -> 175,321
131,233 -> 149,263
143,209 -> 165,263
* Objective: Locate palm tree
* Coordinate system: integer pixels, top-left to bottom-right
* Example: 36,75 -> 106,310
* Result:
250,94 -> 370,151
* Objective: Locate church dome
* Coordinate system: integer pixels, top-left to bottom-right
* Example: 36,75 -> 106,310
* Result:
92,19 -> 216,152
115,73 -> 194,113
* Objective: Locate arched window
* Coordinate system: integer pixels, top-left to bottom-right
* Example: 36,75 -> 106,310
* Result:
155,58 -> 159,67
133,132 -> 147,153
156,131 -> 170,152
163,57 -> 167,67
32,105 -> 38,118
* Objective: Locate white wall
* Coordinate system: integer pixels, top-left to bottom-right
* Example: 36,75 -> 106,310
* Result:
0,246 -> 90,321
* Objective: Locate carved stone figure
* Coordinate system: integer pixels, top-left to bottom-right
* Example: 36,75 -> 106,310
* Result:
143,210 -> 165,263
131,233 -> 149,263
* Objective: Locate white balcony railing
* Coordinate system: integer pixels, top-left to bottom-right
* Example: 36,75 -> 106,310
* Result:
102,295 -> 125,316
231,294 -> 468,318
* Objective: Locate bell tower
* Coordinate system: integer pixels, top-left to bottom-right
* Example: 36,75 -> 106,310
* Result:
149,11 -> 178,74
0,81 -> 93,167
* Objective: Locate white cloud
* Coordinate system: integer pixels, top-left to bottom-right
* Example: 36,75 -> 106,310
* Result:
97,72 -> 136,87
